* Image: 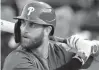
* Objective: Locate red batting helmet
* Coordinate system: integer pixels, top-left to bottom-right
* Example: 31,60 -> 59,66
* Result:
14,1 -> 56,43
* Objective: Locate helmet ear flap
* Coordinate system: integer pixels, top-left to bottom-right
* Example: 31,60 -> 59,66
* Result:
14,19 -> 21,43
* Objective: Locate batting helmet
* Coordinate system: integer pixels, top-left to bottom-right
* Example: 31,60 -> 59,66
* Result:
14,1 -> 56,43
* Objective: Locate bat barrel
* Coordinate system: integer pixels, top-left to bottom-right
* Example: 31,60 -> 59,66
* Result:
0,19 -> 15,33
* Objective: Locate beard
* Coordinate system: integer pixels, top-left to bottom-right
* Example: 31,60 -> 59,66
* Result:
20,30 -> 44,50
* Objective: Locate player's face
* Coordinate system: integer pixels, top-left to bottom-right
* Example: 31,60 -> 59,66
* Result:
20,20 -> 45,49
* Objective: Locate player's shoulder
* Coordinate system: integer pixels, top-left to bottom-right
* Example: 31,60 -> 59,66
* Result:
3,46 -> 37,70
6,47 -> 36,64
5,46 -> 37,62
5,47 -> 29,60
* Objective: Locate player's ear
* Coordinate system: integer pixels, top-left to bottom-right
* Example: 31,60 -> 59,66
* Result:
44,26 -> 52,36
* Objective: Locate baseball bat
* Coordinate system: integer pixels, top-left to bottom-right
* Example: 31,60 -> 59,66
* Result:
1,19 -> 15,33
1,19 -> 99,45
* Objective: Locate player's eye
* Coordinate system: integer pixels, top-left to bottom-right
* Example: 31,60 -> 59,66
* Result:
29,22 -> 40,28
29,22 -> 33,26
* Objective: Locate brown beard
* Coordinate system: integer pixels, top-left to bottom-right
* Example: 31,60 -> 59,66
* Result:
20,30 -> 44,50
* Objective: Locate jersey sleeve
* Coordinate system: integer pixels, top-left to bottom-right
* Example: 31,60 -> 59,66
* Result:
2,50 -> 40,70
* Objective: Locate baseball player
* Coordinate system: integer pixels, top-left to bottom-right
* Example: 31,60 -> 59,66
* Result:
2,1 -> 99,70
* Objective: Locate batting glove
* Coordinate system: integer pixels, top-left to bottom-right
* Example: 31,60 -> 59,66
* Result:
66,35 -> 93,65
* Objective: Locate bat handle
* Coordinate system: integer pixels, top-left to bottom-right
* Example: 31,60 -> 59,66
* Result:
49,36 -> 67,44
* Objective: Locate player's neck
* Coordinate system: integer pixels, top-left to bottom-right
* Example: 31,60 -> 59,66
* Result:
32,37 -> 49,59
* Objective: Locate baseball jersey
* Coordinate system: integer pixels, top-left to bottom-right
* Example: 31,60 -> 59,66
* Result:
2,41 -> 90,70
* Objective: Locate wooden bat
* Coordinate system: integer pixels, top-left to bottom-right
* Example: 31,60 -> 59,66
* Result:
0,19 -> 15,33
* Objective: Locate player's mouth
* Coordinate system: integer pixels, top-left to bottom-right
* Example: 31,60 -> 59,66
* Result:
21,35 -> 30,43
21,35 -> 29,39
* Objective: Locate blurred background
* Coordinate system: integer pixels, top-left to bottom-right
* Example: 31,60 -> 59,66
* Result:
1,0 -> 99,70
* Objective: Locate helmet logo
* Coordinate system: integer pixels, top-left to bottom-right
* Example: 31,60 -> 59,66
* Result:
28,7 -> 35,16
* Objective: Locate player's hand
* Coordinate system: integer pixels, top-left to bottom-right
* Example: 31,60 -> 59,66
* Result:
66,35 -> 92,61
73,40 -> 99,65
